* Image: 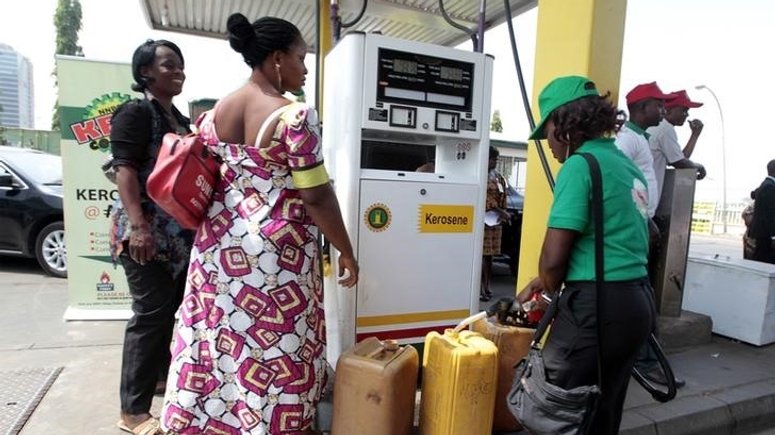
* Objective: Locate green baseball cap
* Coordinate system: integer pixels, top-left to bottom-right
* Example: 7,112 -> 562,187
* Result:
529,75 -> 600,140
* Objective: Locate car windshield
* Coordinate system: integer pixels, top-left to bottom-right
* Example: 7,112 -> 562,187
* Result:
3,151 -> 63,185
506,185 -> 524,210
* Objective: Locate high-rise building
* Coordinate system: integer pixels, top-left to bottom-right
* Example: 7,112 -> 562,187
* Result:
0,44 -> 34,128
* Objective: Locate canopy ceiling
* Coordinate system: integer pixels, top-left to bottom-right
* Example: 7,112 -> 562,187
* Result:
139,0 -> 536,51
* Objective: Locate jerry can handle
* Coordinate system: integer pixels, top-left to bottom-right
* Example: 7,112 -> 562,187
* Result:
364,339 -> 401,361
452,311 -> 488,333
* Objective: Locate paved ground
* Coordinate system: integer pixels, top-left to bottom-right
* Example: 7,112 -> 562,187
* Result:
1,232 -> 774,434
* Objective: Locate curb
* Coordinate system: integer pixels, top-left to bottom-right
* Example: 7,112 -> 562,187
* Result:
621,380 -> 775,435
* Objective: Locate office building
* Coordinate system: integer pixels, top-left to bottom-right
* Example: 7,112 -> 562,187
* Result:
0,44 -> 34,128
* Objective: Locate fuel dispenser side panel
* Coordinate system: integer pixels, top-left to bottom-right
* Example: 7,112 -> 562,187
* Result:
322,33 -> 366,365
356,179 -> 480,341
323,33 -> 365,183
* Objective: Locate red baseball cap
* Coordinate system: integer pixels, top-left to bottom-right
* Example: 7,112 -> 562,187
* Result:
625,82 -> 671,105
665,90 -> 703,109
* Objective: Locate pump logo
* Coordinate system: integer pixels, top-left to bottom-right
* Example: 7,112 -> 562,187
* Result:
96,271 -> 115,292
418,204 -> 474,233
69,92 -> 132,152
364,203 -> 392,232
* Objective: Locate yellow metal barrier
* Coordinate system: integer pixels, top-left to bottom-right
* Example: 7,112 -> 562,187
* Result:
691,201 -> 716,234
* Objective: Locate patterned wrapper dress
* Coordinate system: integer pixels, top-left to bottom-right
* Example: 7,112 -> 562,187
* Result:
161,103 -> 328,434
483,170 -> 507,256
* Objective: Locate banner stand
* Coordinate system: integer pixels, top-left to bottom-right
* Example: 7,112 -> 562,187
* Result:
57,55 -> 135,320
63,308 -> 133,321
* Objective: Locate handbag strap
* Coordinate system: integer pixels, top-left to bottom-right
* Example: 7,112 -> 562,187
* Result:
142,98 -> 164,153
579,152 -> 605,391
529,287 -> 560,345
255,104 -> 290,147
528,152 -> 604,354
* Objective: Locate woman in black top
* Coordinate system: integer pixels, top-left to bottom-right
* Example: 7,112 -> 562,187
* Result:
109,39 -> 194,434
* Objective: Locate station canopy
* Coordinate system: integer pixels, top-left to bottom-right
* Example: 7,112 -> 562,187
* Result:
140,0 -> 536,50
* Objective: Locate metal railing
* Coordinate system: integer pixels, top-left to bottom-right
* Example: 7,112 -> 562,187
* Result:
0,126 -> 61,155
692,201 -> 749,236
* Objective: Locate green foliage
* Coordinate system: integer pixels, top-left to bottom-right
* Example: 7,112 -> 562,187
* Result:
54,0 -> 83,56
52,0 -> 84,130
490,109 -> 503,133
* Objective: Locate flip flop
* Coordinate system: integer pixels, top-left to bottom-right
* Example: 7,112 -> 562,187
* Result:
116,417 -> 161,435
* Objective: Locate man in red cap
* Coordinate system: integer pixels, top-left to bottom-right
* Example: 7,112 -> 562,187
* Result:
616,82 -> 671,218
618,82 -> 687,389
647,90 -> 707,201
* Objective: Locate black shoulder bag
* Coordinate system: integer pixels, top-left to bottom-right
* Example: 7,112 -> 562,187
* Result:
506,153 -> 606,435
101,98 -> 161,184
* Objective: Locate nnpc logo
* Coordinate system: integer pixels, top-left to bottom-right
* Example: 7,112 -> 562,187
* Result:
69,93 -> 131,151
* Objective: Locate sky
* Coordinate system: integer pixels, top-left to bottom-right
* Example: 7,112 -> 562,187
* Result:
1,0 -> 773,204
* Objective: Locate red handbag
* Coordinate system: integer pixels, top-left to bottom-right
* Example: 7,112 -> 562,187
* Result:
146,130 -> 219,229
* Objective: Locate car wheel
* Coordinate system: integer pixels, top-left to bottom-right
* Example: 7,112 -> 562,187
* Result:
35,222 -> 67,278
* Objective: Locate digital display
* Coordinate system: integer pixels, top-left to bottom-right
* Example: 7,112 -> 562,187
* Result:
393,59 -> 418,75
377,48 -> 474,111
440,66 -> 464,81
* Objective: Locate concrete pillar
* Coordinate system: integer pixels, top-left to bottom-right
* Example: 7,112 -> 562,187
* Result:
516,0 -> 628,291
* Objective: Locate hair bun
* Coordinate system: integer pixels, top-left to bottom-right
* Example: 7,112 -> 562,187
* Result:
227,13 -> 255,53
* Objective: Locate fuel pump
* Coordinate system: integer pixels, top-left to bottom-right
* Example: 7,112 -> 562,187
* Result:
322,33 -> 493,362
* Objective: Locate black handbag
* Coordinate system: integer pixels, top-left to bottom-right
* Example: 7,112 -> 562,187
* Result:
506,152 -> 606,435
101,99 -> 162,184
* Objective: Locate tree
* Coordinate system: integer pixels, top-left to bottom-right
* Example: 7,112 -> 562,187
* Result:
51,0 -> 83,130
490,109 -> 503,133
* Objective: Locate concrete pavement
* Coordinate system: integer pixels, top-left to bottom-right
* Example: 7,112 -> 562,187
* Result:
1,232 -> 774,434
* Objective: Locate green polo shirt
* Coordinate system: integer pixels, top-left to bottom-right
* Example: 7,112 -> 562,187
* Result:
548,138 -> 649,281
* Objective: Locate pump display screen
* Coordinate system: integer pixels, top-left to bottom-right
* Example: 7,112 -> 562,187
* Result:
377,48 -> 474,112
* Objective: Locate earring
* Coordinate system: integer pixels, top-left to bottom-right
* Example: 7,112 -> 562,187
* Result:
274,63 -> 282,92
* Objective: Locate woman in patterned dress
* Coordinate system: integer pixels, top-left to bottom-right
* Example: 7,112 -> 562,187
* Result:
161,14 -> 358,435
481,146 -> 510,301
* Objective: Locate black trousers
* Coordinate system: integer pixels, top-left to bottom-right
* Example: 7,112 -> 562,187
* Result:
542,279 -> 655,434
119,252 -> 185,414
753,237 -> 775,264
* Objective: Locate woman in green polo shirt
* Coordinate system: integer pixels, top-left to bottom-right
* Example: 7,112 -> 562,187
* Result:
518,76 -> 655,434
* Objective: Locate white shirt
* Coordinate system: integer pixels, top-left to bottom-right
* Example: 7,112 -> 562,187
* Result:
647,119 -> 686,201
615,122 -> 659,217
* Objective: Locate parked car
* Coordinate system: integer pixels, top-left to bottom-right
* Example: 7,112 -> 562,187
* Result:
496,184 -> 524,276
0,146 -> 66,277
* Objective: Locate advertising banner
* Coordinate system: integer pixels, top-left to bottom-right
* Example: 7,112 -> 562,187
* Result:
57,56 -> 133,320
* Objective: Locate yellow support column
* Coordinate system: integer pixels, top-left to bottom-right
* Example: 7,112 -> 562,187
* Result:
317,0 -> 333,120
516,0 -> 627,291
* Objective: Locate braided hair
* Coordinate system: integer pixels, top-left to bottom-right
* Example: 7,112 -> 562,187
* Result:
227,13 -> 303,68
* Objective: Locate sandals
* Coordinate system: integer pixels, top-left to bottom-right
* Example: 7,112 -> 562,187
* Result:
480,289 -> 493,301
117,417 -> 162,435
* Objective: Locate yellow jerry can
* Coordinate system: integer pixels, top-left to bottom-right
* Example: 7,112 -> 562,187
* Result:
419,312 -> 498,435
